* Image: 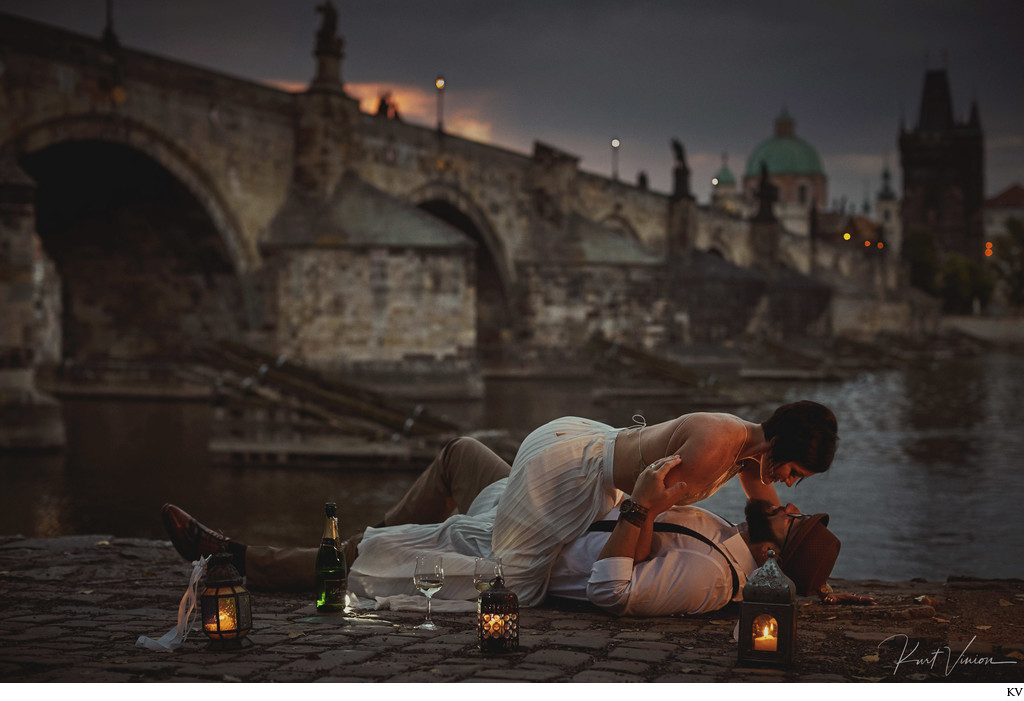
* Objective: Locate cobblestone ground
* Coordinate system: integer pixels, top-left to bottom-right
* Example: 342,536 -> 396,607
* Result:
1,535 -> 1022,683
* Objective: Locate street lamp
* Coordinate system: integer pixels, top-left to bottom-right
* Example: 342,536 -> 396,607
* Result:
611,137 -> 621,181
435,75 -> 446,131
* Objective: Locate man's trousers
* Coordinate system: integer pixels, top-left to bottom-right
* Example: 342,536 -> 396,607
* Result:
245,436 -> 512,590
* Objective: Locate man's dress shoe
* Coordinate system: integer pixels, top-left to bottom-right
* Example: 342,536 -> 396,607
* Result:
161,503 -> 230,562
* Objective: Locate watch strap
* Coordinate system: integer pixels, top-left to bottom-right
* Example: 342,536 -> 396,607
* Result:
618,499 -> 649,527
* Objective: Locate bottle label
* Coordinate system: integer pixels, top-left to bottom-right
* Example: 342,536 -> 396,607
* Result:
322,578 -> 347,604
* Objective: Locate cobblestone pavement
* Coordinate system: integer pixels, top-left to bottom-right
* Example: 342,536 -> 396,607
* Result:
1,535 -> 1022,683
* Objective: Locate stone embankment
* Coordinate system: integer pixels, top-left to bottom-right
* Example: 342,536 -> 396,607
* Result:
1,535 -> 1021,683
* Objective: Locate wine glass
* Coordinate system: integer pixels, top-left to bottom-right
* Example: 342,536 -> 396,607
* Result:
413,555 -> 444,630
473,557 -> 502,592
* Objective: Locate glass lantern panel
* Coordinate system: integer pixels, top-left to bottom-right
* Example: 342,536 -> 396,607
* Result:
218,596 -> 238,638
752,613 -> 778,652
237,592 -> 252,630
202,596 -> 219,630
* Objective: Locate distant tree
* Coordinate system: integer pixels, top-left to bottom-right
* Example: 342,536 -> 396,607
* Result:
903,225 -> 938,294
940,252 -> 994,314
940,253 -> 973,313
993,217 -> 1024,309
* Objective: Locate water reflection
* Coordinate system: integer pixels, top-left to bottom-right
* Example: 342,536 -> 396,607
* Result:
696,352 -> 1024,581
1,352 -> 1022,581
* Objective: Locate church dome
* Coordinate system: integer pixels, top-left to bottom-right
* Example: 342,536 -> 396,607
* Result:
712,164 -> 736,187
744,109 -> 824,178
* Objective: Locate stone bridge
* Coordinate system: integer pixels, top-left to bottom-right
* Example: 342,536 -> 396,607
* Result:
0,8 -> 839,390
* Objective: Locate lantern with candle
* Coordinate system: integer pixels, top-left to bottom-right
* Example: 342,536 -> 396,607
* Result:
200,551 -> 253,650
477,574 -> 519,653
737,550 -> 795,667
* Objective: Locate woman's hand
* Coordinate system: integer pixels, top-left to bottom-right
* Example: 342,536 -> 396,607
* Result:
631,455 -> 688,516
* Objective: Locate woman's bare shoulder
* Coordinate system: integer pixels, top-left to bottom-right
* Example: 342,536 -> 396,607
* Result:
659,412 -> 747,453
676,412 -> 746,433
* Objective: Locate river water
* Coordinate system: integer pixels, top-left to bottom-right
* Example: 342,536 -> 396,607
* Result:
2,351 -> 1022,582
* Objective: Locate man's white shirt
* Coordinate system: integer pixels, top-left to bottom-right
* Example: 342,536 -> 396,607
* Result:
547,504 -> 758,616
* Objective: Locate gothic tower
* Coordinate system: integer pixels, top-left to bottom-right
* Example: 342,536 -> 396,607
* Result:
899,68 -> 984,262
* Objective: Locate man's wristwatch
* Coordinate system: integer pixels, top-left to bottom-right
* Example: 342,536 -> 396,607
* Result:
618,499 -> 650,527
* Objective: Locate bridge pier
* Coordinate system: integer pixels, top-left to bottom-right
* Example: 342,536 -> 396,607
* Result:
0,156 -> 65,450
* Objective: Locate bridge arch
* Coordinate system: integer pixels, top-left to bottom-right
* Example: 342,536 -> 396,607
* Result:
408,182 -> 517,353
599,213 -> 641,243
708,228 -> 743,266
11,114 -> 259,275
7,114 -> 261,358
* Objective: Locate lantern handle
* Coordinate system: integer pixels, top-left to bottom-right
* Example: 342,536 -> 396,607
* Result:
136,555 -> 210,651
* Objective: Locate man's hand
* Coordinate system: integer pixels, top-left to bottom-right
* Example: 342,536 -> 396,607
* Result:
631,455 -> 688,515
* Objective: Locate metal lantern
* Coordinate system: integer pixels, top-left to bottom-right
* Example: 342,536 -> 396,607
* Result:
737,550 -> 795,668
477,575 -> 519,653
200,551 -> 253,650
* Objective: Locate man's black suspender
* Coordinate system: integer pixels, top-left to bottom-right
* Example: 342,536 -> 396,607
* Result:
587,520 -> 740,600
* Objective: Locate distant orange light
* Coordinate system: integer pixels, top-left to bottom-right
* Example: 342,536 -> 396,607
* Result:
985,249 -> 993,257
435,76 -> 446,90
986,241 -> 993,249
877,242 -> 884,249
864,241 -> 871,247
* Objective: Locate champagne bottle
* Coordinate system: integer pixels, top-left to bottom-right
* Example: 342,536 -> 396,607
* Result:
315,502 -> 347,612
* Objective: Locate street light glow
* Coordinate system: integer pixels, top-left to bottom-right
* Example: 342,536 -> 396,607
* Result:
435,76 -> 445,90
611,138 -> 620,148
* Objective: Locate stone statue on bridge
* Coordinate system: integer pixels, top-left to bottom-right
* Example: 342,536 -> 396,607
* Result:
754,161 -> 779,222
671,139 -> 692,200
316,2 -> 343,56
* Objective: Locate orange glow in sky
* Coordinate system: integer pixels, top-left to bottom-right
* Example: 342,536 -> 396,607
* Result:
261,79 -> 493,143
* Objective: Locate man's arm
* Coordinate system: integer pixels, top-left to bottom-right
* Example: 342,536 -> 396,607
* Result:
597,456 -> 686,563
587,551 -> 733,616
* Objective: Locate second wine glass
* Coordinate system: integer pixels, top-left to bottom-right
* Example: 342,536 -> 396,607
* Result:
413,555 -> 444,630
473,557 -> 502,592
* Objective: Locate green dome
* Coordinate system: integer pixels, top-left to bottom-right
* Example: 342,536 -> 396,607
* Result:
712,165 -> 736,186
744,110 -> 824,177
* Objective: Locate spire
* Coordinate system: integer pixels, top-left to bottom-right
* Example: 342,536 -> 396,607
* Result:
878,161 -> 896,201
101,0 -> 120,52
917,69 -> 954,132
968,99 -> 981,129
774,107 -> 795,138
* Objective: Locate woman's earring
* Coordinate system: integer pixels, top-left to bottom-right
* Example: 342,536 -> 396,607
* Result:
759,453 -> 772,486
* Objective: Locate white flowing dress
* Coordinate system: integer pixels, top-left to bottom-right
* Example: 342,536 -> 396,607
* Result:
349,417 -> 624,607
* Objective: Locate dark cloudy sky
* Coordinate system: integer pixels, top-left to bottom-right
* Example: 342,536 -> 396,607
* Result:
5,1 -> 1023,209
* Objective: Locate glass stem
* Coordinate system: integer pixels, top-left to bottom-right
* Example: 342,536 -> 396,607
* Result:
425,594 -> 432,624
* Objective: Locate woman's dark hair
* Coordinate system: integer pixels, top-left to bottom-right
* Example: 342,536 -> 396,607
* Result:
761,400 -> 838,474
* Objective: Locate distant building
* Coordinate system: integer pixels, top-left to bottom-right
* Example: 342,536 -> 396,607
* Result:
984,183 -> 1024,239
876,163 -> 902,258
899,68 -> 985,261
742,109 -> 828,236
709,153 -> 744,216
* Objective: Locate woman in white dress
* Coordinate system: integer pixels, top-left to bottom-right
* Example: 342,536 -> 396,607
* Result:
353,401 -> 837,606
